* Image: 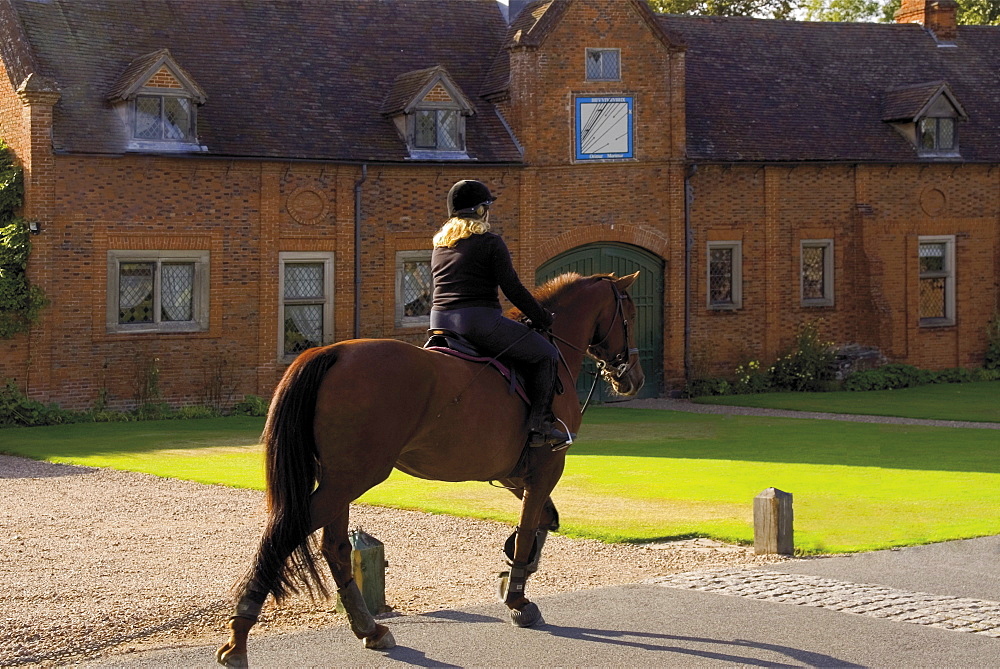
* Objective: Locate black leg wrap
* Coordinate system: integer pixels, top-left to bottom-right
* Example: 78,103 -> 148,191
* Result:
504,562 -> 530,603
232,589 -> 267,622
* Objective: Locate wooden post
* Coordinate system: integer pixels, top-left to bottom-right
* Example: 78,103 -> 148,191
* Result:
754,488 -> 794,555
336,528 -> 387,615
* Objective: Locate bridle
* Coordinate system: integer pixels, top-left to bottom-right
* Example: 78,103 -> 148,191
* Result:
548,277 -> 639,413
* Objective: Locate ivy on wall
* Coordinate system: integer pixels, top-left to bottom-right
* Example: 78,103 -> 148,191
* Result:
0,139 -> 47,338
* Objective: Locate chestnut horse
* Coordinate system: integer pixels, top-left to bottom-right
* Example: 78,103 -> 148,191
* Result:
217,272 -> 644,667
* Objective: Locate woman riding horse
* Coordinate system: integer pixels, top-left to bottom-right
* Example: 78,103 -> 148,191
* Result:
431,179 -> 570,447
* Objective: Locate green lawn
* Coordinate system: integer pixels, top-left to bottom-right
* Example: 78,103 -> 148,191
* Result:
2,404 -> 998,554
693,381 -> 1000,423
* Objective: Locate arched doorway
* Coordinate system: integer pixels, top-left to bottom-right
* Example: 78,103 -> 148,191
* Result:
537,243 -> 664,401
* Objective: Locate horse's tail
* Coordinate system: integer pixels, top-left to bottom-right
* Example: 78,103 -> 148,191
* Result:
238,347 -> 340,604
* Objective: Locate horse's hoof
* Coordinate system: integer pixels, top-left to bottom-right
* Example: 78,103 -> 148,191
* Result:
509,602 -> 544,628
363,623 -> 396,650
216,648 -> 249,668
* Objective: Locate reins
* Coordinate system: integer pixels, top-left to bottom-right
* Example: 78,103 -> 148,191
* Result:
545,277 -> 638,415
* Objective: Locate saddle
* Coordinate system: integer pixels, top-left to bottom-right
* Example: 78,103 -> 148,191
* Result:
423,329 -> 530,405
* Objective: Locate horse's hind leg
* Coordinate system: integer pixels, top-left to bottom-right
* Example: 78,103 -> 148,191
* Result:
319,505 -> 395,650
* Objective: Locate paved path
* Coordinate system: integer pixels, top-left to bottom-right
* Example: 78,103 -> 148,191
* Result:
617,397 -> 1000,429
89,537 -> 1000,667
91,399 -> 1000,667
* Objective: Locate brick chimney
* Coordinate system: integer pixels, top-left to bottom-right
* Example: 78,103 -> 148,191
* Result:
895,0 -> 958,41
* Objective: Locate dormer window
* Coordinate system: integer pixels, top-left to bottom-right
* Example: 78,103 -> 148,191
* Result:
107,49 -> 207,153
415,109 -> 461,150
919,116 -> 955,153
134,94 -> 195,142
382,66 -> 474,160
883,82 -> 966,158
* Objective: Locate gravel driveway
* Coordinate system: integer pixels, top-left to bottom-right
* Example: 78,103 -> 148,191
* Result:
0,453 -> 785,667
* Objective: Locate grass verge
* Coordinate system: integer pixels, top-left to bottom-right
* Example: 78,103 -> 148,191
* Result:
2,407 -> 997,553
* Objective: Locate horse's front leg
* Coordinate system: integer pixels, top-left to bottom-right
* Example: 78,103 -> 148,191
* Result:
501,457 -> 565,627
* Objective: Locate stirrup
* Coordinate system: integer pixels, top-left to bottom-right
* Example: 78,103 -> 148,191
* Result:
528,419 -> 573,449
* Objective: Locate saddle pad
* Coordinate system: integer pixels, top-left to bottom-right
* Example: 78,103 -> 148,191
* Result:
425,346 -> 530,405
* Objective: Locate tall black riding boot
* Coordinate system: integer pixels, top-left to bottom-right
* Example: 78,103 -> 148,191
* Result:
525,358 -> 571,447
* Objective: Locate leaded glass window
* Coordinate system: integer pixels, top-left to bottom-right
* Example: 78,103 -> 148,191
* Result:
919,117 -> 956,153
918,238 -> 954,325
283,263 -> 325,355
414,110 -> 461,150
108,251 -> 208,333
801,240 -> 834,306
707,241 -> 742,310
586,49 -> 621,81
133,95 -> 194,141
396,251 -> 432,327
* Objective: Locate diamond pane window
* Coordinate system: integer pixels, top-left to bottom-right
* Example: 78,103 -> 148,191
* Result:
284,263 -> 324,300
109,251 -> 208,333
586,49 -> 621,81
163,97 -> 191,140
802,246 -> 825,300
119,262 -> 154,323
402,259 -> 432,317
279,255 -> 333,358
709,248 -> 733,305
918,237 -> 955,326
415,110 -> 436,148
284,304 -> 323,354
918,117 -> 957,153
161,263 -> 194,321
438,111 -> 460,150
134,97 -> 162,139
133,94 -> 194,141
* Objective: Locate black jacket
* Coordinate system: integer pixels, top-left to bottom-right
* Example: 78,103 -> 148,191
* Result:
431,232 -> 551,328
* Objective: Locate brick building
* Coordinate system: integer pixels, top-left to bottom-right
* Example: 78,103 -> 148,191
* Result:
0,0 -> 997,410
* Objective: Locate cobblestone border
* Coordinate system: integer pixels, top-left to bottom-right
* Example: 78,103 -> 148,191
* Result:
651,569 -> 1000,637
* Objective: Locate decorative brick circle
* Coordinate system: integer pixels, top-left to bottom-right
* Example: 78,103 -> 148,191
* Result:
920,187 -> 947,217
287,187 -> 328,225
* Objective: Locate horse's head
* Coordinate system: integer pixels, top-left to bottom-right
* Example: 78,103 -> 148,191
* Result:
587,272 -> 645,396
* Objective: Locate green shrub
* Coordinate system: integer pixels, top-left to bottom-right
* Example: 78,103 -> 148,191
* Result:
844,363 -> 928,391
232,394 -> 269,416
685,377 -> 731,397
0,379 -> 85,427
768,321 -> 837,392
986,313 -> 1000,371
174,405 -> 218,420
732,360 -> 770,394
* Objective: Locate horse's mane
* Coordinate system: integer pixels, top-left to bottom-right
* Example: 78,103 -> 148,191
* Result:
506,272 -> 610,320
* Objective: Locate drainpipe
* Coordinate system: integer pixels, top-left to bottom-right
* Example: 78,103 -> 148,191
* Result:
354,164 -> 367,339
683,164 -> 697,386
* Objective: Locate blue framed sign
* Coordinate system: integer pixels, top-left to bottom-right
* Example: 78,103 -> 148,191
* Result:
575,96 -> 633,160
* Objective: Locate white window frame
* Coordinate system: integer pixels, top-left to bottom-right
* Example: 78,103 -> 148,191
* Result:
395,250 -> 433,328
278,252 -> 334,360
106,249 -> 209,333
800,239 -> 834,307
707,241 -> 743,310
585,48 -> 621,81
917,235 -> 956,327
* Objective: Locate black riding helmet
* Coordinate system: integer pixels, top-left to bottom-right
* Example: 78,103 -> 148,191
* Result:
447,180 -> 495,218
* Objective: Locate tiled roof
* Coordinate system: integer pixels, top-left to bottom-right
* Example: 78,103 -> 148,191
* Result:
7,0 -> 520,162
380,66 -> 474,117
661,15 -> 1000,162
106,48 -> 207,104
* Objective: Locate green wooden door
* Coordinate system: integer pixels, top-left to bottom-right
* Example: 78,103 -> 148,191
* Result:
536,244 -> 664,401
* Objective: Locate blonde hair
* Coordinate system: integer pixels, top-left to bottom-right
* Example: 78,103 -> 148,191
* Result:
433,216 -> 491,248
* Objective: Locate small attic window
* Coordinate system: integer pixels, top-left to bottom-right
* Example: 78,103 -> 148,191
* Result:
586,49 -> 621,81
108,50 -> 207,153
382,67 -> 474,160
134,94 -> 195,142
883,82 -> 965,159
414,109 -> 461,150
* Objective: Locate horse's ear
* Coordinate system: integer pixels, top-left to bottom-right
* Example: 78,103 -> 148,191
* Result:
615,271 -> 639,292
